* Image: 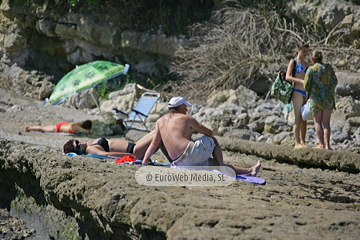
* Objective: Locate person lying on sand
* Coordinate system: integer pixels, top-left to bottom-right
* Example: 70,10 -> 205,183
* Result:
142,97 -> 261,176
26,120 -> 92,135
63,130 -> 170,160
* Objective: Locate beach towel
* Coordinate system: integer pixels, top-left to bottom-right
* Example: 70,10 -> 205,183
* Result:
236,174 -> 266,185
66,154 -> 152,165
171,165 -> 266,185
117,159 -> 172,165
29,131 -> 87,136
31,131 -> 73,136
66,152 -> 117,159
115,156 -> 136,163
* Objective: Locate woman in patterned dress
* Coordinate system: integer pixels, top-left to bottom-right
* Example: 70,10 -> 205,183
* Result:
304,50 -> 338,150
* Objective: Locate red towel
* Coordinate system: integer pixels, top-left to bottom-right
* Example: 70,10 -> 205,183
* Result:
115,156 -> 136,163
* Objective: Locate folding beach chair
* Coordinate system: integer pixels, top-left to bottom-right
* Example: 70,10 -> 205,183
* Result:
113,92 -> 160,131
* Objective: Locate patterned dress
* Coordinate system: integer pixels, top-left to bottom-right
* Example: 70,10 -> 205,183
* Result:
304,63 -> 338,117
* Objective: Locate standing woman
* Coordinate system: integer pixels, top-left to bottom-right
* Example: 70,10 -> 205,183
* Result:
304,50 -> 338,150
285,41 -> 310,149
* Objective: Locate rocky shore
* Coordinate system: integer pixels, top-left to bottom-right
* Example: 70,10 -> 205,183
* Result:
0,208 -> 36,240
0,0 -> 359,239
0,89 -> 359,240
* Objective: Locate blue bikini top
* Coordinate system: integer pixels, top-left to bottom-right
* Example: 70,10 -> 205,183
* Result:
295,61 -> 308,74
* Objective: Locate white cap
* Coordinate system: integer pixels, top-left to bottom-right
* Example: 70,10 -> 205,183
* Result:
168,97 -> 192,108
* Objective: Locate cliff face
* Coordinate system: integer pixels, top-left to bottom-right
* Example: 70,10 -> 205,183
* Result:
0,0 -> 359,101
1,0 -> 191,89
0,0 -> 216,99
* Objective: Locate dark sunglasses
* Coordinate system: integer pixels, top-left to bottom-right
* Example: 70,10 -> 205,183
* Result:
74,140 -> 80,154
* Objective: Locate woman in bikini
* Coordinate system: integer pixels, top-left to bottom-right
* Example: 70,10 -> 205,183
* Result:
26,120 -> 92,135
285,41 -> 310,149
62,130 -> 170,160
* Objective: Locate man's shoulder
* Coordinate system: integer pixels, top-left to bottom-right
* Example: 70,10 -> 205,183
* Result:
160,112 -> 192,119
158,113 -> 194,125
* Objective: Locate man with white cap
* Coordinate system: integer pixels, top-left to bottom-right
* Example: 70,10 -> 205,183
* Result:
142,96 -> 261,176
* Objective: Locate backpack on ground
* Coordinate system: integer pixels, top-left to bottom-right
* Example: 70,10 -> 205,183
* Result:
271,59 -> 296,104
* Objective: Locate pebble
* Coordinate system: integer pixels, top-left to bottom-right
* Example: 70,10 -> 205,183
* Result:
0,208 -> 35,239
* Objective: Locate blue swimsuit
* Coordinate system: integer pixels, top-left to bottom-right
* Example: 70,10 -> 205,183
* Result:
293,89 -> 307,97
293,61 -> 308,97
295,62 -> 308,74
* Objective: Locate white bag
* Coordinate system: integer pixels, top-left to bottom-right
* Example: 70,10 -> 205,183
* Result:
301,99 -> 312,121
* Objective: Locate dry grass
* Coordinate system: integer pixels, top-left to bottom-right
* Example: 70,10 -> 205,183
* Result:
157,3 -> 359,102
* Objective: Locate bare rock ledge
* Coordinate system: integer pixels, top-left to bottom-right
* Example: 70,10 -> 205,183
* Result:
1,137 -> 359,239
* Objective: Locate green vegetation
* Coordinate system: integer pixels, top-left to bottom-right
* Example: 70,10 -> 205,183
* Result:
70,0 -> 98,7
67,0 -> 215,36
61,222 -> 81,240
11,185 -> 39,213
95,74 -> 132,100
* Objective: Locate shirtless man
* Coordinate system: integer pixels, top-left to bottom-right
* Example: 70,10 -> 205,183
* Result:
142,96 -> 261,176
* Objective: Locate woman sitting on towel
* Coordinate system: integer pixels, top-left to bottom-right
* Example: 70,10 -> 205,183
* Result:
26,120 -> 92,135
62,130 -> 168,159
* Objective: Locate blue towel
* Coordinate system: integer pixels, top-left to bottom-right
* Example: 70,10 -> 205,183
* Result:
66,152 -> 117,159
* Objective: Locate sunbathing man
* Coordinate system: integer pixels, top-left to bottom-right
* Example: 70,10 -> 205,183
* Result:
142,97 -> 261,176
26,120 -> 92,135
63,130 -> 170,160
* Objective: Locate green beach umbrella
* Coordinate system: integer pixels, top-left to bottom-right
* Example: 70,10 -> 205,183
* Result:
44,61 -> 130,120
45,61 -> 130,105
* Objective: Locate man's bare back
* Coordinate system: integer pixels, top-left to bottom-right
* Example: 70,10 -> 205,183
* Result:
157,112 -> 194,160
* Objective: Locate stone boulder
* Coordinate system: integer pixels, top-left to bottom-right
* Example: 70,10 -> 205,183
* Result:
38,79 -> 55,100
63,88 -> 99,110
332,131 -> 349,143
331,109 -> 347,132
336,96 -> 360,118
247,119 -> 265,133
207,85 -> 257,108
336,71 -> 360,99
264,115 -> 291,134
223,129 -> 260,141
290,0 -> 360,38
102,91 -> 137,117
270,132 -> 293,146
343,117 -> 360,136
193,103 -> 249,136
